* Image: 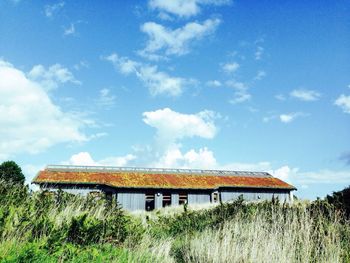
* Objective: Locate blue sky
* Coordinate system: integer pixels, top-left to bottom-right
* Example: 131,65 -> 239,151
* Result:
0,0 -> 349,199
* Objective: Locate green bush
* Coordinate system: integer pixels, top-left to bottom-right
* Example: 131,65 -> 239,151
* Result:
0,179 -> 350,262
326,185 -> 350,218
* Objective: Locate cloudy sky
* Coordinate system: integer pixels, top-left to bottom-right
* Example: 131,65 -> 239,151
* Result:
1,0 -> 349,199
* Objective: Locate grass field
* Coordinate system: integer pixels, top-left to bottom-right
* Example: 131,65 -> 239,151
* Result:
0,181 -> 349,263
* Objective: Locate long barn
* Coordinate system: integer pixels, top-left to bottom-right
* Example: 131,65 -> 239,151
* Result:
33,165 -> 296,211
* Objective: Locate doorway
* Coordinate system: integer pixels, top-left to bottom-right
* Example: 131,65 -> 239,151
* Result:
145,192 -> 155,211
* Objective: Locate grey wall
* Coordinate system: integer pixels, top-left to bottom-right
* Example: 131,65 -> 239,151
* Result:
117,192 -> 145,211
155,192 -> 163,209
220,189 -> 291,203
188,193 -> 211,204
39,184 -> 293,210
171,193 -> 179,206
40,185 -> 101,196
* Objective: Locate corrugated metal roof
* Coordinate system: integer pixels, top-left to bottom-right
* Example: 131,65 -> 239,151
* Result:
33,165 -> 296,190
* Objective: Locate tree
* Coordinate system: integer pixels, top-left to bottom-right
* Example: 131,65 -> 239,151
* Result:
0,161 -> 25,185
326,185 -> 350,218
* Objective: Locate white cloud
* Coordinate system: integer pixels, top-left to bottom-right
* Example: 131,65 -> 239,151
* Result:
0,60 -> 88,159
139,19 -> 221,59
99,154 -> 136,167
226,80 -> 251,104
279,112 -> 304,123
218,162 -> 350,186
64,23 -> 75,36
271,165 -> 292,182
104,53 -> 191,97
148,0 -> 230,18
143,108 -> 218,143
137,65 -> 189,96
334,94 -> 350,114
96,88 -> 116,108
73,60 -> 89,71
154,147 -> 217,169
104,53 -> 140,75
67,152 -> 136,167
138,108 -> 219,169
68,152 -> 97,166
275,94 -> 286,101
220,161 -> 272,172
44,1 -> 64,18
229,93 -> 251,104
264,112 -> 307,124
28,63 -> 80,90
222,62 -> 239,74
220,162 -> 295,184
296,169 -> 350,184
254,70 -> 266,80
219,162 -> 293,184
206,80 -> 222,87
290,89 -> 321,101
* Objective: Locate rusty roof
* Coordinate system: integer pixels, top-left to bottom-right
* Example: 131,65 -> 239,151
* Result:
33,165 -> 296,190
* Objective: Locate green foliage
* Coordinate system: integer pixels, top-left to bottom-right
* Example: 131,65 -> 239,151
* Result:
0,241 -> 154,263
0,179 -> 350,262
0,161 -> 25,185
66,213 -> 103,245
326,185 -> 350,218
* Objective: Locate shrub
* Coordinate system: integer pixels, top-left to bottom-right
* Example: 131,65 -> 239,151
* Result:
326,185 -> 350,218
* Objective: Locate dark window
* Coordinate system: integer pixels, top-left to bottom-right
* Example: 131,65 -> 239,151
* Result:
105,192 -> 113,201
212,192 -> 218,203
179,192 -> 188,205
163,192 -> 171,207
145,192 -> 155,211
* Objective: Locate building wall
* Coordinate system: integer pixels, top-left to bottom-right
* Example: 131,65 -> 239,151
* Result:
40,185 -> 101,196
155,192 -> 163,209
188,192 -> 211,204
171,193 -> 179,206
117,192 -> 145,211
39,184 -> 293,210
220,189 -> 291,203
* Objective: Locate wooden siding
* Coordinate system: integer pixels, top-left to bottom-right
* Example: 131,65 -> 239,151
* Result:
220,189 -> 291,202
40,185 -> 101,196
155,192 -> 163,209
188,193 -> 211,204
39,183 -> 293,211
171,193 -> 179,206
117,192 -> 145,211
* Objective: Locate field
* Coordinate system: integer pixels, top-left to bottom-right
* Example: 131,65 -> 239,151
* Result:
0,181 -> 349,263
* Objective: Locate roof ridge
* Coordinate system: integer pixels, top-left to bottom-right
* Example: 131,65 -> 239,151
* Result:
45,164 -> 272,177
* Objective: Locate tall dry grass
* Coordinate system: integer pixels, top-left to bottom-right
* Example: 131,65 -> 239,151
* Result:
0,180 -> 349,262
181,205 -> 344,263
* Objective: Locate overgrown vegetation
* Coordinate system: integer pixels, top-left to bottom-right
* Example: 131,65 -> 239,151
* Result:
0,161 -> 25,185
0,178 -> 349,262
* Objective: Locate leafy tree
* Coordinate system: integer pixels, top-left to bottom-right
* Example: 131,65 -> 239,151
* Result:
0,161 -> 25,185
326,185 -> 350,218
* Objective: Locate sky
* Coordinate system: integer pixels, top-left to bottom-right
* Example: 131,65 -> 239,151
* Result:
0,0 -> 349,199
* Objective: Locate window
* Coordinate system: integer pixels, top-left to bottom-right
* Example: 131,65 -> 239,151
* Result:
145,192 -> 155,211
105,192 -> 113,201
179,192 -> 188,205
212,192 -> 219,203
163,193 -> 171,207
